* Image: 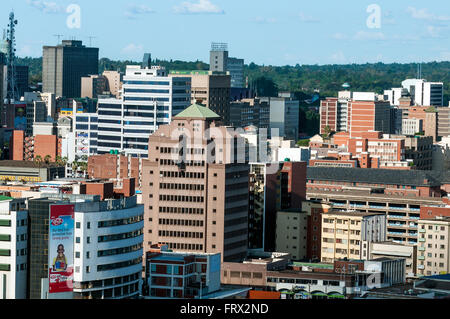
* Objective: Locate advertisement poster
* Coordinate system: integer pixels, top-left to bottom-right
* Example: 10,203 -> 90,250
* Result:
48,204 -> 75,294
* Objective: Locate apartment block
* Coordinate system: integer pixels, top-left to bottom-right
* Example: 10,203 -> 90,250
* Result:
275,210 -> 308,261
321,211 -> 386,263
142,104 -> 249,262
417,217 -> 450,277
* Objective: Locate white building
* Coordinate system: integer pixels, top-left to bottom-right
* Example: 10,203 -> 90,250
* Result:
402,79 -> 444,107
96,65 -> 191,158
73,111 -> 98,159
384,88 -> 403,106
0,197 -> 28,299
402,118 -> 423,136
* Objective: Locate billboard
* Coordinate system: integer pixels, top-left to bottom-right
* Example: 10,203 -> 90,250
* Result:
48,204 -> 75,294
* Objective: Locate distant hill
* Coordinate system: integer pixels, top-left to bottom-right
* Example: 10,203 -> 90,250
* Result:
16,57 -> 450,105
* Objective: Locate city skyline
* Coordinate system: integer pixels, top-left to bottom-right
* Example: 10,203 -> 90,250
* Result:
2,0 -> 450,66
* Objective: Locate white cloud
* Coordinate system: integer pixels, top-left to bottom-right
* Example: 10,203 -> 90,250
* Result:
406,7 -> 450,22
174,0 -> 224,15
125,4 -> 156,19
26,0 -> 64,14
121,43 -> 144,55
299,12 -> 319,23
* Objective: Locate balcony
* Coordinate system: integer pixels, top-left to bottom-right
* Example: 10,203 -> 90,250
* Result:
418,256 -> 425,261
418,247 -> 425,251
419,238 -> 426,242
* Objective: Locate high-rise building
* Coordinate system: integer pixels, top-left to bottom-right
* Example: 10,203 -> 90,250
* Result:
142,104 -> 249,262
402,79 -> 444,107
227,57 -> 245,88
42,40 -> 99,98
81,75 -> 108,99
210,43 -> 228,73
229,98 -> 270,129
97,65 -> 191,159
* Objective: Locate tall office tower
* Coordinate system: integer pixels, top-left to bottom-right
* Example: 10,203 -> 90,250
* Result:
97,65 -> 191,159
210,43 -> 228,72
227,57 -> 245,88
142,104 -> 249,262
0,197 -> 28,299
170,71 -> 231,125
402,79 -> 444,107
42,40 -> 99,98
261,92 -> 300,141
14,65 -> 29,98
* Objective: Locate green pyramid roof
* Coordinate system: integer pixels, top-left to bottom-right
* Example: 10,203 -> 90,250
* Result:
175,104 -> 221,119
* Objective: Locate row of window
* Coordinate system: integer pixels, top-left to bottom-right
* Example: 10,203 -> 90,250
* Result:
97,215 -> 144,228
159,183 -> 205,191
158,230 -> 204,239
159,195 -> 204,203
159,219 -> 204,227
97,230 -> 143,243
160,159 -> 205,167
158,207 -> 204,215
97,243 -> 143,258
97,257 -> 143,272
159,147 -> 205,155
160,171 -> 206,179
160,242 -> 203,251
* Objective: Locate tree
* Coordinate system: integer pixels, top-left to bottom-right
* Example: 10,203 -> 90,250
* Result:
297,139 -> 310,147
322,126 -> 332,139
34,155 -> 43,168
44,155 -> 52,164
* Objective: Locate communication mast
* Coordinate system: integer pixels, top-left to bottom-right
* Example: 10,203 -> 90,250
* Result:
5,11 -> 18,104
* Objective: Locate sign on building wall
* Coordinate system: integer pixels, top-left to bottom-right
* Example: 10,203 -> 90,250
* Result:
48,204 -> 75,294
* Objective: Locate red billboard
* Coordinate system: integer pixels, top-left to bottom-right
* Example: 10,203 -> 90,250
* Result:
48,204 -> 75,294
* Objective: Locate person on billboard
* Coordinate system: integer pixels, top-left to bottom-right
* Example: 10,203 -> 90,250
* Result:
52,244 -> 68,272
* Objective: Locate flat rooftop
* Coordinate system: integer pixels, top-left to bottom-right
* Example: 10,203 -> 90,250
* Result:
0,161 -> 63,169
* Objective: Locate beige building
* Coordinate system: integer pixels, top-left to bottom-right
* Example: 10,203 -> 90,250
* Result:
142,103 -> 249,263
81,74 -> 108,99
417,217 -> 450,277
275,210 -> 308,261
170,71 -> 231,124
102,70 -> 123,98
321,211 -> 386,263
370,241 -> 417,278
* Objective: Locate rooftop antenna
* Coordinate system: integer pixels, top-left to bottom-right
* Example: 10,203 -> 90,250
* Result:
5,11 -> 19,104
53,34 -> 64,44
87,36 -> 96,47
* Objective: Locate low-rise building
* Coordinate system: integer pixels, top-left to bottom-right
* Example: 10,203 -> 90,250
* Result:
275,210 -> 308,261
370,241 -> 417,278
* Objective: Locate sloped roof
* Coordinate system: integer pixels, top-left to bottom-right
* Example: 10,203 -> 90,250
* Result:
174,104 -> 221,119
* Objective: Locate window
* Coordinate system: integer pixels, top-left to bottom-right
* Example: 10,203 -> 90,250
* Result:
86,266 -> 90,273
87,222 -> 91,229
76,237 -> 81,244
75,252 -> 80,258
76,222 -> 81,229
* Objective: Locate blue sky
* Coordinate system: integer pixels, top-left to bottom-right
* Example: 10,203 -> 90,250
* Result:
3,0 -> 450,66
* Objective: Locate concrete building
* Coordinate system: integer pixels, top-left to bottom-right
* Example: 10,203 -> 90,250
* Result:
321,211 -> 387,263
433,136 -> 450,172
262,93 -> 300,141
401,106 -> 438,142
438,107 -> 450,138
417,217 -> 450,277
275,210 -> 308,261
88,154 -> 142,189
102,71 -> 123,98
42,40 -> 99,98
144,249 -> 221,299
370,241 -> 417,278
170,70 -> 231,125
210,43 -> 228,73
402,118 -> 423,136
81,75 -> 108,99
142,104 -> 249,262
402,79 -> 444,107
402,135 -> 434,170
0,197 -> 28,299
229,98 -> 270,129
97,65 -> 191,159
